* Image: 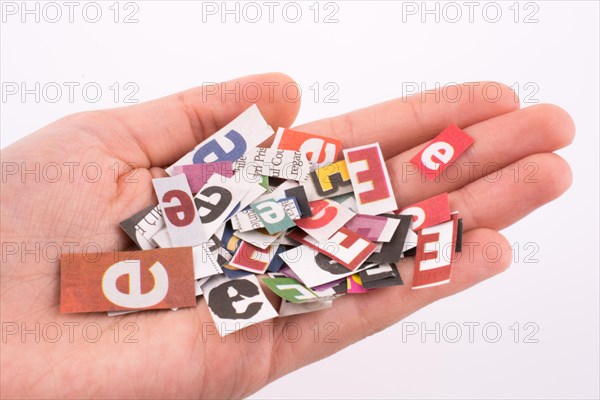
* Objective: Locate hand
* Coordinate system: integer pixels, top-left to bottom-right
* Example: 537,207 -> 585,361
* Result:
0,73 -> 574,399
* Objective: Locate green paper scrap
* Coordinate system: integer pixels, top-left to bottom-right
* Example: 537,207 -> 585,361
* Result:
259,175 -> 269,190
262,277 -> 318,303
250,198 -> 296,235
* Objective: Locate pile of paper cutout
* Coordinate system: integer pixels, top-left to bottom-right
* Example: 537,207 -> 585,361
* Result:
60,105 -> 473,336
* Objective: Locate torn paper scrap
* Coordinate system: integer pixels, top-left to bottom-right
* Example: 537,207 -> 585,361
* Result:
233,198 -> 301,233
280,245 -> 372,288
410,125 -> 474,180
194,173 -> 253,237
278,298 -> 333,317
152,228 -> 172,248
234,147 -> 311,182
347,274 -> 368,294
283,185 -> 312,218
412,213 -> 459,289
153,174 -> 206,247
134,205 -> 165,246
192,243 -> 223,279
202,274 -> 278,336
359,263 -> 404,289
366,214 -> 413,264
250,198 -> 299,234
345,214 -> 401,242
272,127 -> 342,169
166,104 -> 274,174
396,192 -> 451,230
120,205 -> 159,250
262,277 -> 319,303
288,228 -> 377,271
171,161 -> 234,193
60,247 -> 196,313
233,228 -> 282,250
304,160 -> 353,201
295,199 -> 355,243
344,143 -> 397,215
228,241 -> 280,274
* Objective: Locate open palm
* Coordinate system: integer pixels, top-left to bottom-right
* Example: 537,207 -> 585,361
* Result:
0,73 -> 574,399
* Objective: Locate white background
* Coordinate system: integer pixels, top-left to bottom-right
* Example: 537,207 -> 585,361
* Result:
1,1 -> 598,398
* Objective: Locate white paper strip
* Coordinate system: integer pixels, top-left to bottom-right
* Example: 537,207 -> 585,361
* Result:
278,298 -> 333,317
135,205 -> 165,246
192,244 -> 223,279
233,229 -> 283,250
151,228 -> 172,248
234,148 -> 311,182
280,245 -> 371,288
